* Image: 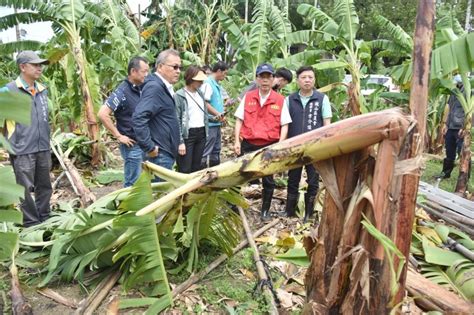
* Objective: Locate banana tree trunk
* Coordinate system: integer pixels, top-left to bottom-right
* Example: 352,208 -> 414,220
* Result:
137,108 -> 412,217
455,116 -> 472,194
348,68 -> 362,116
165,2 -> 174,49
70,38 -> 101,166
393,0 -> 435,304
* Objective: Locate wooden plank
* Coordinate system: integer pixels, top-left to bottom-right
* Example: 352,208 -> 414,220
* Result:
406,267 -> 473,313
419,182 -> 474,219
419,182 -> 474,211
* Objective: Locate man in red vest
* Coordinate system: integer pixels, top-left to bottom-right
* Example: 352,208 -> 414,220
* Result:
234,63 -> 292,221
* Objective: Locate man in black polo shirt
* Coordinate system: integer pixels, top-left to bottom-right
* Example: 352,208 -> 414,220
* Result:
98,56 -> 149,187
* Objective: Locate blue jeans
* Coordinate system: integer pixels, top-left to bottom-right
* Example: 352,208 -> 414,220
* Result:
147,149 -> 175,182
119,144 -> 144,187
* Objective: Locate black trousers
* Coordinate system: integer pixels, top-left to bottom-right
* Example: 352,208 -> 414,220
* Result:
240,139 -> 276,191
445,128 -> 463,161
287,164 -> 319,196
10,151 -> 52,227
177,127 -> 206,174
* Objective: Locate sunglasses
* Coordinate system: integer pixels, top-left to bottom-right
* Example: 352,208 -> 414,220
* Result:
164,64 -> 183,71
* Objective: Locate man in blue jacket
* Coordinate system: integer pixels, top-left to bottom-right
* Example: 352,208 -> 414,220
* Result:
132,49 -> 181,181
1,51 -> 52,227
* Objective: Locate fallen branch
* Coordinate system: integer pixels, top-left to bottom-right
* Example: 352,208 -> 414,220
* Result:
419,220 -> 474,261
424,201 -> 474,227
10,264 -> 32,315
74,269 -> 121,315
50,142 -> 79,195
417,203 -> 474,236
406,267 -> 473,313
50,140 -> 96,206
171,218 -> 280,297
37,288 -> 78,309
238,207 -> 279,314
52,171 -> 66,190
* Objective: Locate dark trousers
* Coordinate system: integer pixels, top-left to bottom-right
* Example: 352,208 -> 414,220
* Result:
287,164 -> 319,196
10,151 -> 52,227
177,127 -> 206,174
240,139 -> 276,191
201,126 -> 221,167
445,129 -> 463,161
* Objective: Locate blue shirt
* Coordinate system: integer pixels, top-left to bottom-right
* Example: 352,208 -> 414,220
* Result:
105,79 -> 142,140
201,76 -> 224,127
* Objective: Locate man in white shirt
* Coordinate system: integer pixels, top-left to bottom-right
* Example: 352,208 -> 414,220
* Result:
234,63 -> 292,221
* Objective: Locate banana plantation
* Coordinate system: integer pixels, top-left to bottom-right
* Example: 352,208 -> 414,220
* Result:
0,0 -> 474,314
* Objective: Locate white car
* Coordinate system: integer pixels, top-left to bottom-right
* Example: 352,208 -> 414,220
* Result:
343,74 -> 399,96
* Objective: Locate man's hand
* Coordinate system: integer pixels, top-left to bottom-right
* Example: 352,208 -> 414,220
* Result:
148,146 -> 159,158
442,125 -> 447,135
118,134 -> 136,147
234,141 -> 241,156
458,129 -> 465,138
178,143 -> 186,156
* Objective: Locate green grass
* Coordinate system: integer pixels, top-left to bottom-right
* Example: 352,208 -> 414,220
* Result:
169,247 -> 270,313
420,156 -> 473,193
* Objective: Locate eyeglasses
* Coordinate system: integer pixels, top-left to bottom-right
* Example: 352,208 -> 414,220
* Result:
164,64 -> 183,71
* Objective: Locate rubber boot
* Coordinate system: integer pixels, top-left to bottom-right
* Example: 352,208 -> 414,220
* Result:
435,158 -> 455,179
261,189 -> 273,221
303,193 -> 316,223
282,193 -> 299,217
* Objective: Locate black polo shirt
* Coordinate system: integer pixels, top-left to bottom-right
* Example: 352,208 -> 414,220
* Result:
105,79 -> 142,140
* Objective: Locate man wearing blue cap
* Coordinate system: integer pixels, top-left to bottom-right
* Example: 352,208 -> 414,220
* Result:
1,51 -> 52,227
234,63 -> 292,221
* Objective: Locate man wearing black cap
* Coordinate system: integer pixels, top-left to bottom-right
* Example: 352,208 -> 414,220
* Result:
234,63 -> 292,221
0,51 -> 52,227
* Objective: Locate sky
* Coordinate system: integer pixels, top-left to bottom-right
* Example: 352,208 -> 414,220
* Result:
0,0 -> 151,43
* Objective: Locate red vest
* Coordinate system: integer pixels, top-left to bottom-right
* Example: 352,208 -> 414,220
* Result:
240,89 -> 285,145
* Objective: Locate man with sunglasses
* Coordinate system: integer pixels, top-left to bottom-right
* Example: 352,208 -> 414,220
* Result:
133,49 -> 182,180
0,51 -> 52,227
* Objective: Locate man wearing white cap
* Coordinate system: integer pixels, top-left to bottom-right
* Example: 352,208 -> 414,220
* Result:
0,51 -> 52,227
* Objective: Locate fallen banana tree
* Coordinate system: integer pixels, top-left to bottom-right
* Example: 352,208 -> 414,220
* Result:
21,108 -> 415,313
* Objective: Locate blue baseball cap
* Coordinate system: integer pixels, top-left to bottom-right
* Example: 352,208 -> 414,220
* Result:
256,63 -> 274,76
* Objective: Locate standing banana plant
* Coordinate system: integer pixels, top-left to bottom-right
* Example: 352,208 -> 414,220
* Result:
0,0 -> 140,166
297,0 -> 367,115
218,0 -> 291,75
